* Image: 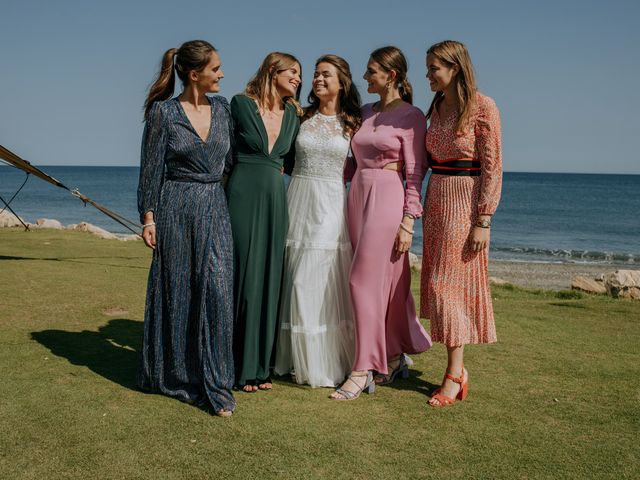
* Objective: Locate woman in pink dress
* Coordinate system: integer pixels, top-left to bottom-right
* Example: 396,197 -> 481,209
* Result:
421,40 -> 502,406
331,46 -> 432,401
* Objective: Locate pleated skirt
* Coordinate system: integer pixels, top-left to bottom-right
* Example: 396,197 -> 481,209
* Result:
275,174 -> 355,387
420,174 -> 497,346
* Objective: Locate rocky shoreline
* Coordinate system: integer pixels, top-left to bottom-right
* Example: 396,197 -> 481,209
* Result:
3,210 -> 638,297
408,252 -> 640,297
0,211 -> 140,241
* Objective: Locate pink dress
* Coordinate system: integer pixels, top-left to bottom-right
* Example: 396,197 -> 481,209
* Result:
346,103 -> 432,374
421,93 -> 502,346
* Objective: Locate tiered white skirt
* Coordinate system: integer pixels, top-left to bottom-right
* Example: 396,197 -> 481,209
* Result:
275,174 -> 355,387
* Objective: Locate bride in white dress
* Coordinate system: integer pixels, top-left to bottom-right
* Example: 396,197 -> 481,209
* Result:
275,55 -> 362,387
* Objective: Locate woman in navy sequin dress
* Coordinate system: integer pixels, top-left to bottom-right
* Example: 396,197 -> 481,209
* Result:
137,40 -> 235,416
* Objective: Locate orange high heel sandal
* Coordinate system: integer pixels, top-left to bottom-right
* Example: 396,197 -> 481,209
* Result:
429,366 -> 468,407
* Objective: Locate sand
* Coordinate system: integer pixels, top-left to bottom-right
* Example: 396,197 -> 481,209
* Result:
489,260 -> 640,290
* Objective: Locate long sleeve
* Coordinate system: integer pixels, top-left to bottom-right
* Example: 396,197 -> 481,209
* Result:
137,102 -> 167,223
475,96 -> 502,215
401,112 -> 428,218
220,97 -> 235,176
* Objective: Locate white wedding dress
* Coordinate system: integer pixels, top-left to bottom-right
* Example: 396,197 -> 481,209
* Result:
275,112 -> 355,387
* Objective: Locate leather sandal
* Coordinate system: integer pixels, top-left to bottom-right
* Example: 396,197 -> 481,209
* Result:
237,380 -> 258,393
375,354 -> 411,385
429,366 -> 468,407
330,371 -> 375,401
257,377 -> 273,390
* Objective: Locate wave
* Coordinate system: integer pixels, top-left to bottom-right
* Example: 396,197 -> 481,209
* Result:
490,246 -> 638,265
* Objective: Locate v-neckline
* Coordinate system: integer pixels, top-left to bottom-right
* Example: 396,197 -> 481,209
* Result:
249,97 -> 287,156
176,96 -> 213,144
435,100 -> 458,124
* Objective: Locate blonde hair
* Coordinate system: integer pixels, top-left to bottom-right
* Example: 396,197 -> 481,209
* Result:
245,52 -> 303,116
426,40 -> 477,133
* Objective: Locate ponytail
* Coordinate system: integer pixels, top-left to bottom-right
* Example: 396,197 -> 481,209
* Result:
370,46 -> 413,105
143,40 -> 217,120
144,48 -> 177,119
398,78 -> 413,105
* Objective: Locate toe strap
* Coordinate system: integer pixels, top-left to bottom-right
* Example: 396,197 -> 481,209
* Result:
334,388 -> 355,400
430,391 -> 456,406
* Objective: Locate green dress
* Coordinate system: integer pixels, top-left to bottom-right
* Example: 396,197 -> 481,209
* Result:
226,94 -> 300,386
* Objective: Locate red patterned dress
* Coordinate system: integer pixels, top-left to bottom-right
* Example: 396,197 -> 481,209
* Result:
420,93 -> 502,346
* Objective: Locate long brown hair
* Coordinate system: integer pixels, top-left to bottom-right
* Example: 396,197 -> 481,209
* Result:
303,54 -> 362,138
144,40 -> 216,119
369,46 -> 413,105
244,52 -> 303,116
426,40 -> 477,133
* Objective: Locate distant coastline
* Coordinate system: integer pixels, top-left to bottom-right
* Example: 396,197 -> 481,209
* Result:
3,165 -> 640,175
2,167 -> 639,267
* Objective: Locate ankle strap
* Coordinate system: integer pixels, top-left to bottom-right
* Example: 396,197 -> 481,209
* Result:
444,366 -> 465,384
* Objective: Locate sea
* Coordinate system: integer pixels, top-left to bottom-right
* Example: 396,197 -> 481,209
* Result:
1,166 -> 639,266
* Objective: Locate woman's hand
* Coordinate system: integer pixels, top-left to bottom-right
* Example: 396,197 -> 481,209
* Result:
142,212 -> 156,250
470,226 -> 490,252
394,216 -> 414,255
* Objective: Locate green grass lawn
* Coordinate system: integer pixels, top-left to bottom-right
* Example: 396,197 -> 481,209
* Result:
1,228 -> 638,479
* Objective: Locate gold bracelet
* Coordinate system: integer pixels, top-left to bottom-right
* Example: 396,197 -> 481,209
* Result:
399,223 -> 414,235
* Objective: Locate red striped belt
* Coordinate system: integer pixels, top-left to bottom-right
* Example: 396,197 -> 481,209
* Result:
430,157 -> 480,177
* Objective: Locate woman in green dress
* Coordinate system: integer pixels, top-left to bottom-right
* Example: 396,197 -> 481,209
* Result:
226,52 -> 302,392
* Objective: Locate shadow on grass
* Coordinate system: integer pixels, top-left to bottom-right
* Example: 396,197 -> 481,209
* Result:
378,369 -> 440,396
0,254 -> 147,269
31,318 -> 141,390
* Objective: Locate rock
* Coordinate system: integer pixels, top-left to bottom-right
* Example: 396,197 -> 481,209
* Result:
604,270 -> 640,299
0,210 -> 25,227
71,222 -> 117,240
118,234 -> 141,242
35,218 -> 63,229
489,277 -> 509,286
409,252 -> 421,271
102,307 -> 129,317
571,276 -> 607,294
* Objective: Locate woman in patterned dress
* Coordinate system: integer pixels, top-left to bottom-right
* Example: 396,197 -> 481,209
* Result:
137,40 -> 236,416
421,40 -> 502,406
226,53 -> 302,393
274,54 -> 361,388
331,46 -> 432,401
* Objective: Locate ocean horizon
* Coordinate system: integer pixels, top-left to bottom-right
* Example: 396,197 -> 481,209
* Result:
2,166 -> 639,266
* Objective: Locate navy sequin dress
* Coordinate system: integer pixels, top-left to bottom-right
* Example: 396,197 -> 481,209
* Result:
137,96 -> 236,413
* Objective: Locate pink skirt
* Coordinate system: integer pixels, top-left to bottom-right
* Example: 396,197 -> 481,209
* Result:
420,175 -> 497,346
348,169 -> 431,374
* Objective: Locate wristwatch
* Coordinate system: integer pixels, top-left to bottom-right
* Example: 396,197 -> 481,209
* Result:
476,218 -> 491,228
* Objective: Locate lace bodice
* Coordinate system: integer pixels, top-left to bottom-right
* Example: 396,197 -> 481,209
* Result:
292,112 -> 349,180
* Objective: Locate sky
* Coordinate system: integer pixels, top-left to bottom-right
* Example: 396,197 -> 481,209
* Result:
1,0 -> 639,174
